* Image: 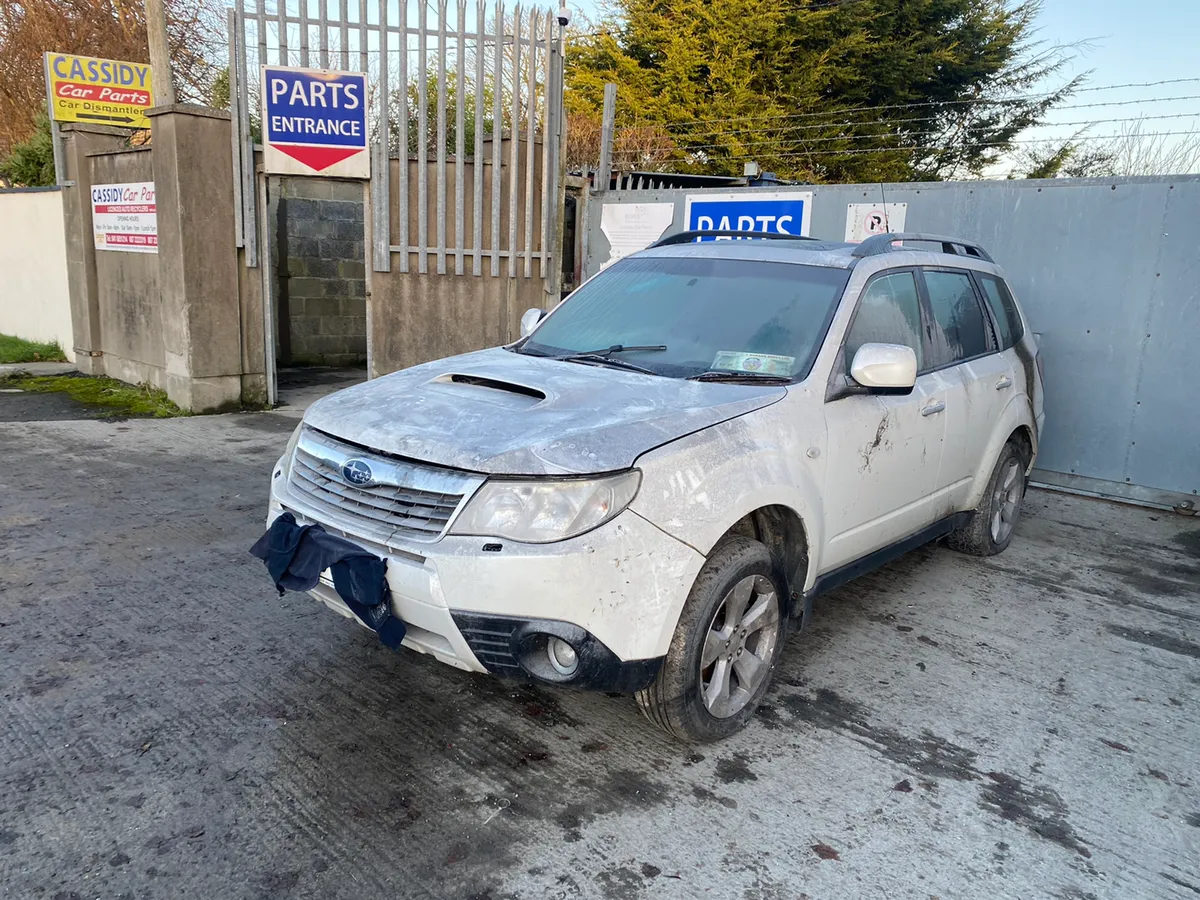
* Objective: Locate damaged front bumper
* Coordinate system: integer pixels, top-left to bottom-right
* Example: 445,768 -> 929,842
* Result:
266,453 -> 704,691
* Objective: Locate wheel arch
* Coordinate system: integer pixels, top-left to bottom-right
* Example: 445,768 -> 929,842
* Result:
714,504 -> 811,622
965,394 -> 1037,508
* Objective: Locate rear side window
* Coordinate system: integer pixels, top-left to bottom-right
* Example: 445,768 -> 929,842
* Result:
843,271 -> 924,374
923,270 -> 993,365
976,274 -> 1025,349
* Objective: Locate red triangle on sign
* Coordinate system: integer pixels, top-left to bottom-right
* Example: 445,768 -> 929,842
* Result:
274,144 -> 363,172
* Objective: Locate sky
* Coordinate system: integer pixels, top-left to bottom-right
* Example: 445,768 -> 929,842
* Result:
1026,0 -> 1200,148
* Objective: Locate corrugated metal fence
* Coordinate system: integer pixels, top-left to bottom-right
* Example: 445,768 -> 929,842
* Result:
584,177 -> 1200,511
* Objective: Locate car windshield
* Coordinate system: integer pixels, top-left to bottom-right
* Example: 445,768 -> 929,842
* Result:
515,255 -> 851,380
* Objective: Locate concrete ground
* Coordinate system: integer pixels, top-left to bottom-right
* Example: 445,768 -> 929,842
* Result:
275,366 -> 367,418
0,397 -> 1197,900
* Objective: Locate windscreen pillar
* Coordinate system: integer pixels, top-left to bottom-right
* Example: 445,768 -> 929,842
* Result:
59,123 -> 129,375
147,105 -> 243,412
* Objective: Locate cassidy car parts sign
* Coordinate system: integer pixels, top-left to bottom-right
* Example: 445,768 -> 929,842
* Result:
91,182 -> 157,253
684,191 -> 814,240
44,52 -> 153,129
262,66 -> 369,177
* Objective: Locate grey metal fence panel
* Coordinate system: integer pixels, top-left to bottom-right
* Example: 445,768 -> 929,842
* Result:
230,0 -> 565,291
583,176 -> 1200,508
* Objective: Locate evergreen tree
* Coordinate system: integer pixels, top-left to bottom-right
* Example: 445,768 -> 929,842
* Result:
567,0 -> 1079,182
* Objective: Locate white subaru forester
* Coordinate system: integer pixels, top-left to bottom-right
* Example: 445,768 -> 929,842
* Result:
265,230 -> 1045,742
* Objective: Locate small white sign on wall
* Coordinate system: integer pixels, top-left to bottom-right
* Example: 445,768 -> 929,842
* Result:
845,202 -> 907,243
91,182 -> 157,253
600,202 -> 675,268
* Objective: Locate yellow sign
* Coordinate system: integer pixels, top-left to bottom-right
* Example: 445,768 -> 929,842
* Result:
44,52 -> 153,129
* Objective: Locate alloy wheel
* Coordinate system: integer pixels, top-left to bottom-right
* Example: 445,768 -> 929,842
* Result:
990,458 -> 1023,543
699,575 -> 780,718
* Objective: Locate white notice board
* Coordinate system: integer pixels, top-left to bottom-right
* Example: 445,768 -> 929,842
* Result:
845,202 -> 907,243
91,182 -> 157,253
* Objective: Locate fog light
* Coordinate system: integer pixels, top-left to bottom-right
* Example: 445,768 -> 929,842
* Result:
547,637 -> 579,676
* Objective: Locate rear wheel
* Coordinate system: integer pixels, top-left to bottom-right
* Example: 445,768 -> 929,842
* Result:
636,537 -> 786,742
947,440 -> 1028,556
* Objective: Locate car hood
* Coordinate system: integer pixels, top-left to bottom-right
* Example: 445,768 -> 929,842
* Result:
303,347 -> 786,475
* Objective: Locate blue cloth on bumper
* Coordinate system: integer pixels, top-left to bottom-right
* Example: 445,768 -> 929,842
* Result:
249,512 -> 406,649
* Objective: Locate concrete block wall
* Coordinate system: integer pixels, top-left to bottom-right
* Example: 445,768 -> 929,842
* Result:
276,178 -> 367,367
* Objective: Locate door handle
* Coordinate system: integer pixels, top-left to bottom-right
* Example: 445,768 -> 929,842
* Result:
996,375 -> 1013,390
921,400 -> 946,417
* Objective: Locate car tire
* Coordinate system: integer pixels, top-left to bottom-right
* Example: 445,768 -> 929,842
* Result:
947,439 -> 1029,557
635,537 -> 786,743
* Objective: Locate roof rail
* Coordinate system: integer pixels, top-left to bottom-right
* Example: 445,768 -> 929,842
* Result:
651,229 -> 823,248
852,232 -> 994,262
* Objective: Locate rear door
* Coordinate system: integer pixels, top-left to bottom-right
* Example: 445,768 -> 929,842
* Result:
973,271 -> 1031,399
919,268 -> 1012,508
821,269 -> 947,570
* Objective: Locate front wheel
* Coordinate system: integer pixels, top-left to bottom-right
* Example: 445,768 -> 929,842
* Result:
636,537 -> 786,742
947,439 -> 1029,557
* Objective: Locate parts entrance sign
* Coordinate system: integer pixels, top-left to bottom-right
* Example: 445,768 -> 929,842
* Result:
44,52 -> 152,129
262,67 -> 369,178
685,191 -> 814,240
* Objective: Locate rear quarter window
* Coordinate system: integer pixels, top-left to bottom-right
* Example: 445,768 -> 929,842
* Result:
977,274 -> 1025,350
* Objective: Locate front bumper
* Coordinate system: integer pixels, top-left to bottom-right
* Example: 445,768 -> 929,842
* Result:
267,455 -> 704,689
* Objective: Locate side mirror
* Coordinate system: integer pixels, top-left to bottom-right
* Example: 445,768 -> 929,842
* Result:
520,307 -> 546,338
850,343 -> 917,394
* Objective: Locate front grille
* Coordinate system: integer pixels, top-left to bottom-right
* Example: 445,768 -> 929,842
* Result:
287,428 -> 482,545
454,615 -> 523,673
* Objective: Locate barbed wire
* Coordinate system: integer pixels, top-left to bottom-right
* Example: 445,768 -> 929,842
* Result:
642,130 -> 1200,163
628,111 -> 1200,153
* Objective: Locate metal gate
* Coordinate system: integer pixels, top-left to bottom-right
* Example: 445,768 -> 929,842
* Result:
227,0 -> 566,388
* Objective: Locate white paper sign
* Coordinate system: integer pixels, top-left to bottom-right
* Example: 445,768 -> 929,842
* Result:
91,182 -> 157,253
845,202 -> 906,243
600,202 -> 675,268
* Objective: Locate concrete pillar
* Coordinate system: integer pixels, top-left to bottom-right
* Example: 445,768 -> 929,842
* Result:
59,123 -> 128,375
146,105 -> 242,412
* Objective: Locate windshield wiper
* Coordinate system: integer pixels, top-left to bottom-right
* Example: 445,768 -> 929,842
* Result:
579,344 -> 668,356
688,370 -> 793,384
555,353 -> 660,376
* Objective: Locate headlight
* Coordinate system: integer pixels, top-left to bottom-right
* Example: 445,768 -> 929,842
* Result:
450,470 -> 641,543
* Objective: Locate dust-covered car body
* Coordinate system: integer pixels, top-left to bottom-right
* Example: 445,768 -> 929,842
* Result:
265,230 -> 1044,740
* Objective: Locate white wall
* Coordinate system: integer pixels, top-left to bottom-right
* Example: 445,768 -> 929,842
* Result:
0,188 -> 74,361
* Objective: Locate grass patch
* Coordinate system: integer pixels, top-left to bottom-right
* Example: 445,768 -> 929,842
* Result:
0,333 -> 68,364
1,373 -> 186,418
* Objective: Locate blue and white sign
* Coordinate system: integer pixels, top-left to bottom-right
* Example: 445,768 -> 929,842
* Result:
261,66 -> 369,178
684,191 -> 814,240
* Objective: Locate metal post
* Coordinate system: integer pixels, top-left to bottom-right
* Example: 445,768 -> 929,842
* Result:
454,0 -> 466,275
435,0 -> 448,275
546,18 -> 567,300
417,0 -> 429,272
144,0 -> 177,105
397,0 -> 409,272
538,10 -> 552,282
42,54 -> 68,186
228,10 -> 244,247
522,9 -> 537,279
239,2 -> 259,267
373,0 -> 390,271
507,7 -> 522,278
471,0 -> 485,276
258,173 -> 277,404
489,0 -> 503,277
597,82 -> 616,193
